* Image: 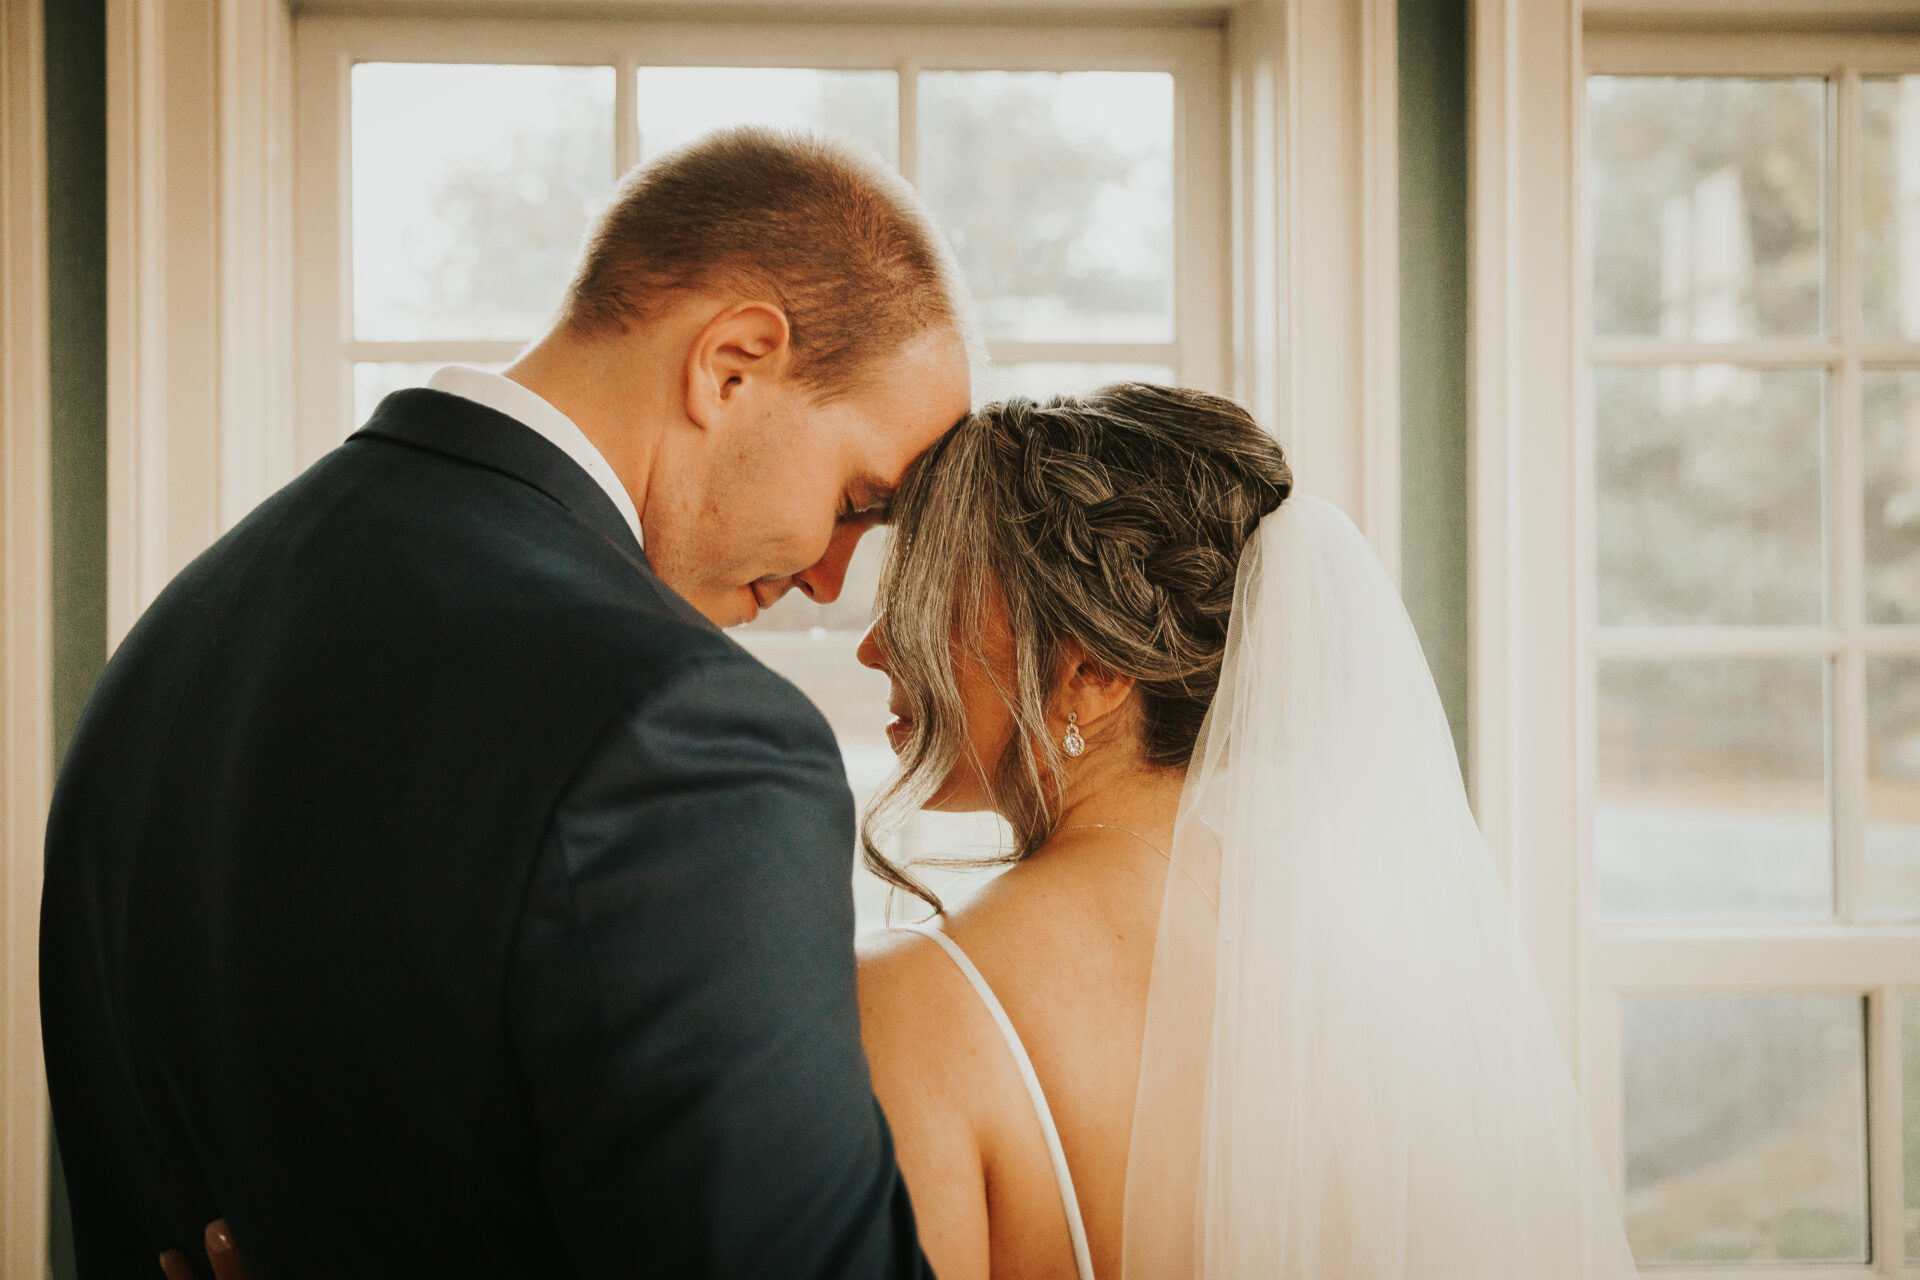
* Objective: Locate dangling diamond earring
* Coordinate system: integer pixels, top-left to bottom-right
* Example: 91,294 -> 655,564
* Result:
1062,711 -> 1085,759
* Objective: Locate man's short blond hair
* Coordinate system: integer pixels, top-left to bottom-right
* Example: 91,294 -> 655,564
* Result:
561,127 -> 971,398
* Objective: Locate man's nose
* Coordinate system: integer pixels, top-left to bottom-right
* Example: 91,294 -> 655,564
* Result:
793,522 -> 868,606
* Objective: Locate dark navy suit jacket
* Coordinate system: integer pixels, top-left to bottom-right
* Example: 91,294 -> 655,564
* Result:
40,389 -> 931,1278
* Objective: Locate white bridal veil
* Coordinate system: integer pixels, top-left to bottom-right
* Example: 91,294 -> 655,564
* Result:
1121,495 -> 1640,1279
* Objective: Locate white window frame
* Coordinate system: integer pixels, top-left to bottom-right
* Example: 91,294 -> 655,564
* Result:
107,0 -> 295,647
291,14 -> 1232,465
1582,30 -> 1920,1277
1482,5 -> 1920,1273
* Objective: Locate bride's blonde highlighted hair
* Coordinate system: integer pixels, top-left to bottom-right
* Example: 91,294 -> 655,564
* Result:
863,383 -> 1291,913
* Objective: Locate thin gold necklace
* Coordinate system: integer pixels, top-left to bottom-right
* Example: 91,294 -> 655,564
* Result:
1056,822 -> 1170,862
1058,821 -> 1218,910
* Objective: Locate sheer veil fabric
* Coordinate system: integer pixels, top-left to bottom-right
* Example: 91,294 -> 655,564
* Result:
1120,496 -> 1639,1279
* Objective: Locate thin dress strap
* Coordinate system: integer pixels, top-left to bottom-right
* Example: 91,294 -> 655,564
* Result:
900,923 -> 1097,1280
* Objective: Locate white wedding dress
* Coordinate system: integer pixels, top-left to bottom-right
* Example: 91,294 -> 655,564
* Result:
905,496 -> 1639,1280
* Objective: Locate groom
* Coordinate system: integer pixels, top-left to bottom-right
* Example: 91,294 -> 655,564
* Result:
40,128 -> 972,1278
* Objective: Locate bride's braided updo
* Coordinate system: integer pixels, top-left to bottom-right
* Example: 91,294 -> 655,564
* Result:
863,382 -> 1291,911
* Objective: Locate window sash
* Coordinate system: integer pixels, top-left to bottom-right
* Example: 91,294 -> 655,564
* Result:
293,14 -> 1229,461
1582,49 -> 1920,929
1581,31 -> 1920,1273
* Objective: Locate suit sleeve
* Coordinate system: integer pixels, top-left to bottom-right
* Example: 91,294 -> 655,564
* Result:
506,653 -> 934,1279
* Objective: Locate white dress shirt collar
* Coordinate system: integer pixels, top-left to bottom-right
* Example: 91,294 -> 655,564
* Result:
426,365 -> 644,549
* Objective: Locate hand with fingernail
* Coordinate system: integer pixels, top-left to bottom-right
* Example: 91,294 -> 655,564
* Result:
158,1220 -> 251,1280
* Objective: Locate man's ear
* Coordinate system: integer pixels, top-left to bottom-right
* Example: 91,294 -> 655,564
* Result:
1058,645 -> 1136,729
683,301 -> 793,431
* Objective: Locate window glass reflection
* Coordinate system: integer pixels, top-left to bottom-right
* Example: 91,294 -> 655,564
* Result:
1861,78 -> 1920,339
1597,658 -> 1831,920
1588,76 -> 1827,340
1623,994 -> 1868,1264
635,67 -> 898,167
919,71 -> 1175,343
1596,365 -> 1826,627
352,63 -> 616,341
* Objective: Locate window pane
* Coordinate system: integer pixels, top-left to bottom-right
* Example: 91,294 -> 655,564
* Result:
1597,657 -> 1830,920
1588,76 -> 1827,340
1866,370 -> 1920,623
1623,994 -> 1867,1264
352,64 -> 615,342
1906,992 -> 1920,1261
352,361 -> 508,430
1596,366 -> 1826,627
1869,658 -> 1920,920
1862,78 -> 1920,339
976,362 -> 1176,404
732,535 -> 1013,930
635,68 -> 898,167
919,71 -> 1174,343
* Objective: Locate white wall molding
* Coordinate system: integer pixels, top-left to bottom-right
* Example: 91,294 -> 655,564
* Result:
291,0 -> 1236,22
1467,0 -> 1588,1073
1470,0 -> 1623,1197
109,0 -> 296,645
1286,0 -> 1400,565
1357,0 -> 1400,581
0,0 -> 54,1272
1226,0 -> 1284,437
1585,0 -> 1920,35
1232,0 -> 1400,574
221,0 -> 298,531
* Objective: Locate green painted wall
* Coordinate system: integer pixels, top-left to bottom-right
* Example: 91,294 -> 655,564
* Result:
1398,0 -> 1471,783
45,0 -> 107,1272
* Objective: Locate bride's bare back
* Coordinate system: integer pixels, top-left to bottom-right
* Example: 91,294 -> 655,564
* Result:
857,798 -> 1178,1280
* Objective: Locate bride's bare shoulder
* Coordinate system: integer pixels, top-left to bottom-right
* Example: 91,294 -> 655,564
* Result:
856,826 -> 1166,1054
856,925 -> 1033,1194
855,926 -> 1004,1100
954,833 -> 1169,971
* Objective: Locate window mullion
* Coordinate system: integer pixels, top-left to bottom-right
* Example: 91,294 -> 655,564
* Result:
346,339 -> 528,364
897,58 -> 919,189
1870,983 -> 1904,1272
1835,67 -> 1868,930
1589,338 -> 1842,365
1837,347 -> 1866,935
1593,625 -> 1842,660
1838,69 -> 1861,349
1837,341 -> 1867,932
615,49 -> 638,175
986,340 -> 1181,366
1864,627 -> 1920,653
1838,64 -> 1903,1278
1594,931 -> 1920,990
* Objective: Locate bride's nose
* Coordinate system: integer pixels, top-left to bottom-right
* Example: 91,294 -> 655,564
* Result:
855,620 -> 889,674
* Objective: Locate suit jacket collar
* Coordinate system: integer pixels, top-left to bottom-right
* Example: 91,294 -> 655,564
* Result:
354,388 -> 648,565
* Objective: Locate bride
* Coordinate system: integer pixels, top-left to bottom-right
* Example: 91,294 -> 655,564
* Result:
168,381 -> 1638,1280
851,382 -> 1639,1279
